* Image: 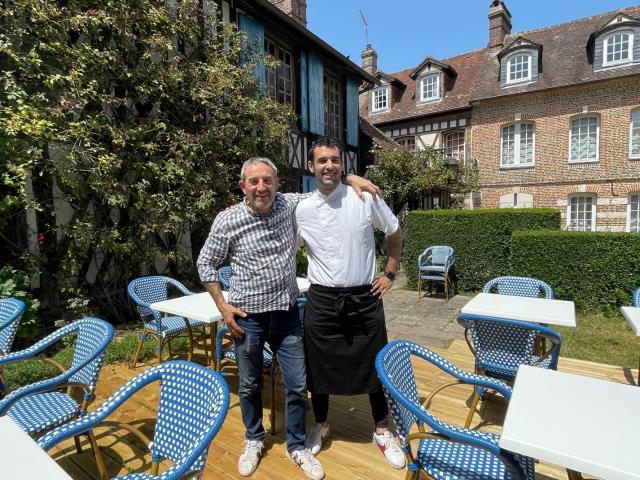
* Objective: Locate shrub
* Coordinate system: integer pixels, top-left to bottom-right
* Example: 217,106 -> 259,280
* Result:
404,208 -> 560,291
0,266 -> 40,338
509,230 -> 640,309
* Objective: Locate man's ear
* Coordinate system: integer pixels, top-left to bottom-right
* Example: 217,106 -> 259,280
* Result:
238,180 -> 246,194
307,160 -> 314,174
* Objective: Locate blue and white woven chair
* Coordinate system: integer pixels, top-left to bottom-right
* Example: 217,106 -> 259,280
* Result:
217,266 -> 232,291
632,287 -> 640,307
375,339 -> 534,480
482,276 -> 554,299
0,317 -> 113,444
458,313 -> 562,428
38,360 -> 229,480
0,297 -> 26,394
418,246 -> 455,300
128,276 -> 208,368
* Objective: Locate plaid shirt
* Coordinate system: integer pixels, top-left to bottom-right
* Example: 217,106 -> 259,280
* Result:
197,192 -> 305,313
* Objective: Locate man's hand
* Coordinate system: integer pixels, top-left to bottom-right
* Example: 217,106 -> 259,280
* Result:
220,302 -> 247,338
371,275 -> 393,298
345,174 -> 381,200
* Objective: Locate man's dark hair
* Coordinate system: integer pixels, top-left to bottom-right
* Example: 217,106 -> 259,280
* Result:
308,137 -> 342,162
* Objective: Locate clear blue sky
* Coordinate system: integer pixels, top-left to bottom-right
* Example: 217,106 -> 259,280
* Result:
307,0 -> 639,73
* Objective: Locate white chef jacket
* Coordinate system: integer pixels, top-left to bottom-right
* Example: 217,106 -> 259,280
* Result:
295,183 -> 399,287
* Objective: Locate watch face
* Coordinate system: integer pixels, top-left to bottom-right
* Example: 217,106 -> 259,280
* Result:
385,272 -> 396,281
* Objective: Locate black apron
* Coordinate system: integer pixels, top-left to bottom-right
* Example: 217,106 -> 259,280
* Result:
304,284 -> 388,395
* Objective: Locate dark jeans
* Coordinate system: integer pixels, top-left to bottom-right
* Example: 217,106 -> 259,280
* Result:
234,305 -> 307,452
311,390 -> 389,428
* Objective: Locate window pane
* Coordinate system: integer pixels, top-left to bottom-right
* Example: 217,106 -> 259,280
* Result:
631,111 -> 640,157
502,125 -> 515,165
519,123 -> 534,163
444,131 -> 465,161
630,194 -> 640,232
373,87 -> 388,111
396,136 -> 415,151
508,54 -> 531,82
568,196 -> 596,231
324,75 -> 342,139
606,32 -> 630,63
264,39 -> 292,105
422,75 -> 439,101
570,116 -> 598,161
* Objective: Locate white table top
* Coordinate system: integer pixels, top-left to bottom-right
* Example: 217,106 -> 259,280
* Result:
620,306 -> 640,336
461,292 -> 576,327
0,416 -> 72,479
501,365 -> 640,480
150,277 -> 310,323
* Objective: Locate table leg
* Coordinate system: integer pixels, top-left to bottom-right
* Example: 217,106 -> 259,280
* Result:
210,321 -> 217,368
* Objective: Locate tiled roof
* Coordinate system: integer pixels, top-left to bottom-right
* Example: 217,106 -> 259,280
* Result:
359,118 -> 398,149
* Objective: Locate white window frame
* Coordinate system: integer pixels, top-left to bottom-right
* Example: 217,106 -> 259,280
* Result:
630,110 -> 640,159
371,86 -> 389,113
603,30 -> 634,67
501,122 -> 535,167
396,136 -> 416,151
567,194 -> 597,232
506,52 -> 532,84
569,116 -> 600,163
628,192 -> 640,232
443,130 -> 465,161
420,73 -> 440,102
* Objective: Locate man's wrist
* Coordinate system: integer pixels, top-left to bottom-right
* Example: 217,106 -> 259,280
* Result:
384,271 -> 396,281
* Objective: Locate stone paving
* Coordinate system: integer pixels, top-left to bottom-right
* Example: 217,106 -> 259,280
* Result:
382,270 -> 470,348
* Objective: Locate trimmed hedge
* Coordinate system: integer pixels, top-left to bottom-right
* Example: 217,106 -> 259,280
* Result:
509,230 -> 640,309
404,208 -> 560,291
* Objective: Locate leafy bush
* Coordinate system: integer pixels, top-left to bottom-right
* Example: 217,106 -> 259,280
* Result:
404,208 -> 560,291
0,266 -> 40,338
509,230 -> 640,309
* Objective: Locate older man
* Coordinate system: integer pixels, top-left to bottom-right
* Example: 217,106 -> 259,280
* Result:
294,138 -> 405,469
197,157 -> 377,480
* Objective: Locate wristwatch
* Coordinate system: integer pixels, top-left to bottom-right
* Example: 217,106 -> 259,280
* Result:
384,271 -> 396,281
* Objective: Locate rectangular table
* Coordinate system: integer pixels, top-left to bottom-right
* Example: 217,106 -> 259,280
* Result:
0,416 -> 72,479
150,277 -> 311,362
461,292 -> 576,327
620,306 -> 640,385
500,365 -> 640,480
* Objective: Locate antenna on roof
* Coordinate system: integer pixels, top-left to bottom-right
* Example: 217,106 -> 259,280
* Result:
359,9 -> 369,46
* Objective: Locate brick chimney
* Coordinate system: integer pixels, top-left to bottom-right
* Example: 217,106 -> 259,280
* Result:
269,0 -> 307,27
488,0 -> 512,49
360,44 -> 378,75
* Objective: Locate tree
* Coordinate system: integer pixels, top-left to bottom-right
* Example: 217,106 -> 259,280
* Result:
0,0 -> 293,322
364,146 -> 477,217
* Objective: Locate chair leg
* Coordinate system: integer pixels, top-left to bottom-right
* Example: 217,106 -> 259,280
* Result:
88,431 -> 109,480
417,277 -> 421,299
167,338 -> 173,358
186,328 -> 194,363
464,389 -> 482,429
73,435 -> 83,454
157,338 -> 163,364
131,334 -> 145,369
444,279 -> 449,301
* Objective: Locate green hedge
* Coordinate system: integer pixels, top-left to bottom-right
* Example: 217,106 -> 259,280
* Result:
404,209 -> 560,291
509,230 -> 640,309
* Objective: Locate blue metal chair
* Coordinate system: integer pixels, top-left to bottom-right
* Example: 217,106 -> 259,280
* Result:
128,276 -> 208,368
632,287 -> 640,307
458,313 -> 562,428
38,360 -> 229,480
418,246 -> 455,300
217,266 -> 232,290
0,298 -> 26,394
0,317 -> 113,442
483,276 -> 554,299
375,339 -> 535,480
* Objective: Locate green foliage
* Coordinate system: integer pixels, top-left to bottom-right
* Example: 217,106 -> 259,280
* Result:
0,266 -> 40,338
1,0 -> 293,321
364,146 -> 477,216
404,208 -> 560,291
509,230 -> 640,309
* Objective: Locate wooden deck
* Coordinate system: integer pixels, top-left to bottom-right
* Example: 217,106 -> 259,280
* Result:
47,339 -> 634,480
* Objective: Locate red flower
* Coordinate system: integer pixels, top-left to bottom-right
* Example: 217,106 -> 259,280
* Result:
37,234 -> 45,245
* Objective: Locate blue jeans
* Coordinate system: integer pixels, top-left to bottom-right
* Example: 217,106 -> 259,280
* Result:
234,305 -> 307,452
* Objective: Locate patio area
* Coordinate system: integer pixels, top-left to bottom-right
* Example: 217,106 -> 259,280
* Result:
44,338 -> 632,480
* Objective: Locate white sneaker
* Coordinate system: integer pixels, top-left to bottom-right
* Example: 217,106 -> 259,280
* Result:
373,431 -> 406,469
238,439 -> 264,476
306,423 -> 330,455
288,448 -> 325,480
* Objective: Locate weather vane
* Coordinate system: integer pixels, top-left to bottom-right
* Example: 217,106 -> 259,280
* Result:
359,9 -> 369,45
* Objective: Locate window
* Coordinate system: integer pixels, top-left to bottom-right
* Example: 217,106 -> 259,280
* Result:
371,86 -> 389,113
324,74 -> 342,139
501,123 -> 534,166
570,116 -> 599,162
603,31 -> 633,66
264,39 -> 292,105
420,74 -> 440,102
628,193 -> 640,232
567,195 -> 596,231
444,131 -> 465,161
506,53 -> 532,83
631,110 -> 640,159
396,136 -> 415,151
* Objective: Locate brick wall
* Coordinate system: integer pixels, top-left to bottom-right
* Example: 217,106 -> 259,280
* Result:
470,76 -> 640,231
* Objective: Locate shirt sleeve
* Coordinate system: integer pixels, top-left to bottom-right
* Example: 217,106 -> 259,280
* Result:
196,212 -> 230,283
283,191 -> 313,207
370,195 -> 400,236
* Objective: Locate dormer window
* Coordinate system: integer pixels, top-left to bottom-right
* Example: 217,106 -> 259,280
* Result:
506,53 -> 532,83
420,73 -> 440,102
371,86 -> 389,113
603,30 -> 633,66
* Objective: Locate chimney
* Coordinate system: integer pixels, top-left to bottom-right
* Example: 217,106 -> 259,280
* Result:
360,44 -> 378,75
269,0 -> 307,27
488,0 -> 512,49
